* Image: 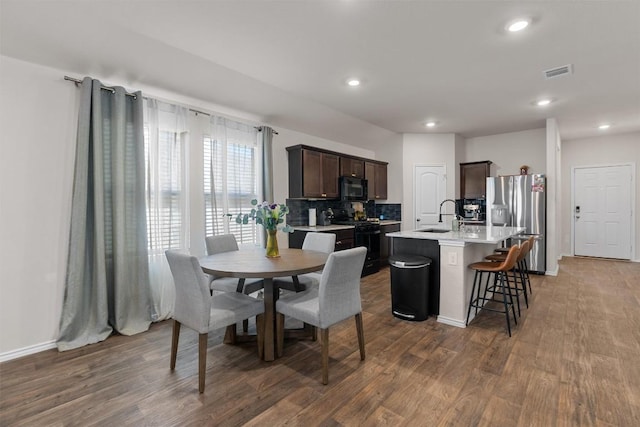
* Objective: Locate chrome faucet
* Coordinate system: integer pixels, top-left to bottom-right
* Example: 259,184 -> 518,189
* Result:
439,199 -> 458,222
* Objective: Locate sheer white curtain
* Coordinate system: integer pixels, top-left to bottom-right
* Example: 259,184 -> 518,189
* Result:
144,99 -> 189,321
204,116 -> 260,245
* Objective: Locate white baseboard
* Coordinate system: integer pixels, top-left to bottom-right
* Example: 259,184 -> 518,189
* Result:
0,340 -> 56,363
546,265 -> 559,276
437,315 -> 467,328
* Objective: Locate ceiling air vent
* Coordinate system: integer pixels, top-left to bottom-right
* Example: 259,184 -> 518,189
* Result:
543,64 -> 573,80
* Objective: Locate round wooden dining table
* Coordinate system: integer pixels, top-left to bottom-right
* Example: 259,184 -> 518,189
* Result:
200,247 -> 328,361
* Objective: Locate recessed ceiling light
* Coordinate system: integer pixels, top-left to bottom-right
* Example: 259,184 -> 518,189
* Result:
506,18 -> 530,32
536,99 -> 552,107
425,121 -> 437,128
347,79 -> 360,87
598,124 -> 611,130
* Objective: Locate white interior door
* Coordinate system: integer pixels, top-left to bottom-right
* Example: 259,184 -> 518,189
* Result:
414,165 -> 446,228
574,165 -> 632,259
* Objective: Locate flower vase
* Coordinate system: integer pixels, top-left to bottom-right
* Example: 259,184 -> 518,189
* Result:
266,229 -> 280,258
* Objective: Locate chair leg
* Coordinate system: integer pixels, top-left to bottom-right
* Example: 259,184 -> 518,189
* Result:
509,269 -> 521,317
504,273 -> 518,325
466,271 -> 480,325
303,323 -> 317,341
480,271 -> 490,312
321,328 -> 329,385
198,333 -> 208,393
524,258 -> 532,293
170,320 -> 181,370
499,273 -> 512,337
256,314 -> 265,360
242,319 -> 249,333
355,313 -> 365,361
276,313 -> 285,358
224,324 -> 236,344
518,260 -> 529,308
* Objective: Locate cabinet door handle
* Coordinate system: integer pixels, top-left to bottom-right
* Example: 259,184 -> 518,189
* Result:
336,240 -> 342,245
321,193 -> 327,197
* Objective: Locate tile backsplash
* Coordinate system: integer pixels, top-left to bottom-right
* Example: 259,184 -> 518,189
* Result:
286,199 -> 401,226
375,203 -> 402,221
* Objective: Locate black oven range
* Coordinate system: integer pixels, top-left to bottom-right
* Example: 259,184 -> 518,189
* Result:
331,219 -> 381,276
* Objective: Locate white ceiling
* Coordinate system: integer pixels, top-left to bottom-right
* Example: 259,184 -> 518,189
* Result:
2,0 -> 639,148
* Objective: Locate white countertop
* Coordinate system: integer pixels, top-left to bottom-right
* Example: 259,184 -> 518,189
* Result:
380,220 -> 402,226
387,225 -> 525,244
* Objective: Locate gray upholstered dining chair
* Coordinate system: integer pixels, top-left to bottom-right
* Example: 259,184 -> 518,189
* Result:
165,250 -> 264,393
205,234 -> 264,295
275,246 -> 367,384
274,232 -> 336,292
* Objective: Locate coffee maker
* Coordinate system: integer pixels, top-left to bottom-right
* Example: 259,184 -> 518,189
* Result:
456,198 -> 486,223
318,208 -> 334,226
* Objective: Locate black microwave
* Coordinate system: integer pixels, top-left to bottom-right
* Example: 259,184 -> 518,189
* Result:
339,176 -> 368,201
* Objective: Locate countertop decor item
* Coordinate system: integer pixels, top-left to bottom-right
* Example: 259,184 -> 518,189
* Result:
235,199 -> 294,257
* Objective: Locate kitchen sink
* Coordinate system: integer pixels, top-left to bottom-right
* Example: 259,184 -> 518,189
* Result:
417,228 -> 450,233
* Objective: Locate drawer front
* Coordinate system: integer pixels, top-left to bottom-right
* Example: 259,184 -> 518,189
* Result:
290,229 -> 354,251
334,238 -> 355,251
328,229 -> 354,251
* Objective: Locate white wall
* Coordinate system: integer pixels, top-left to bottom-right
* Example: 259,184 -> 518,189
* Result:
561,131 -> 640,260
0,55 -> 396,359
464,128 -> 546,176
402,133 -> 457,231
546,119 -> 561,275
454,134 -> 466,199
0,56 -> 78,357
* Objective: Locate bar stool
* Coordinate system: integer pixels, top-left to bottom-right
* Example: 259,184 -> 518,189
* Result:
466,245 -> 520,337
491,236 -> 534,296
485,239 -> 530,309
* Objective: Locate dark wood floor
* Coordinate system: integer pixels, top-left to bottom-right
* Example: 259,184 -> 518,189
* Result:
1,257 -> 639,426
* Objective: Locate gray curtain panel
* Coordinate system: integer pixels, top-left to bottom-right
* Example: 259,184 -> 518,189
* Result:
57,77 -> 152,351
259,126 -> 275,246
260,126 -> 274,203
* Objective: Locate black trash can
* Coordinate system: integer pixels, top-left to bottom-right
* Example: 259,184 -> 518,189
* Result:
389,255 -> 432,321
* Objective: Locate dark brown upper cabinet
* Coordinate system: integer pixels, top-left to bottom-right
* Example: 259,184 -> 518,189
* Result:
340,157 -> 365,178
287,146 -> 340,199
288,145 -> 387,200
460,160 -> 492,199
365,161 -> 388,200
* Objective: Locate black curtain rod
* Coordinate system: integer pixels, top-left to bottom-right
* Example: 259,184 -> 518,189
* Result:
64,75 -> 277,134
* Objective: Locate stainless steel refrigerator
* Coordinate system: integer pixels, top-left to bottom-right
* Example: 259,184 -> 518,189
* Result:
486,174 -> 546,274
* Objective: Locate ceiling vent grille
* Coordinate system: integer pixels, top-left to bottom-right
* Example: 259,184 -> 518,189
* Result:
543,64 -> 573,80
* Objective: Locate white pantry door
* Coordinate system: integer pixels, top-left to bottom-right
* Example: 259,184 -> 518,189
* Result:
574,165 -> 632,259
414,165 -> 446,228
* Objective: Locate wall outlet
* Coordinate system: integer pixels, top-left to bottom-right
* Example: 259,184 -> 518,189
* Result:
448,252 -> 458,265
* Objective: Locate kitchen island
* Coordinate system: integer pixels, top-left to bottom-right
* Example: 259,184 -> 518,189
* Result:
387,225 -> 524,328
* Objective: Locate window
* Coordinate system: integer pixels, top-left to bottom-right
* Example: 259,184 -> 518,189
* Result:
204,117 -> 259,244
144,129 -> 186,253
143,100 -> 189,256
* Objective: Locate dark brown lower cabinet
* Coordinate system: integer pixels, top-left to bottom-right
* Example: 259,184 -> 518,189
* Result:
380,223 -> 401,265
289,229 -> 354,251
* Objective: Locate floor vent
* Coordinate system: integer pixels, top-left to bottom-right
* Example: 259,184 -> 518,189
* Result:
543,64 -> 573,80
